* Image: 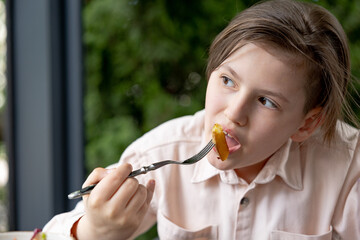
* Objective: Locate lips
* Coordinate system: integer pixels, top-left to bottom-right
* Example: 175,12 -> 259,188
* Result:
224,130 -> 241,153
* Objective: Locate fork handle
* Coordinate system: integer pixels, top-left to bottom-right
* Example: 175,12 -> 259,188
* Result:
67,164 -> 157,199
129,164 -> 156,177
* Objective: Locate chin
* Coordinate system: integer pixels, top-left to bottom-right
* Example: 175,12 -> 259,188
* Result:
208,153 -> 234,170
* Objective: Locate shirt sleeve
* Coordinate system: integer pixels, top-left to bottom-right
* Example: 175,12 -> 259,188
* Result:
332,134 -> 360,239
43,201 -> 85,237
42,146 -> 157,238
332,178 -> 360,239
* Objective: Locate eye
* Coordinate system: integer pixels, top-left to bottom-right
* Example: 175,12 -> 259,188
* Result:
258,97 -> 278,109
221,76 -> 235,87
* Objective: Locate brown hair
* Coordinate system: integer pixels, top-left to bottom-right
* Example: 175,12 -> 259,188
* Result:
206,0 -> 356,143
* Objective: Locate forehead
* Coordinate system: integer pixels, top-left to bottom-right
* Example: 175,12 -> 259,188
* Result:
221,43 -> 305,76
228,41 -> 306,67
218,43 -> 307,104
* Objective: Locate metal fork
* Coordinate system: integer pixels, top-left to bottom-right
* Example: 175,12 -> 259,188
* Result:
68,140 -> 215,199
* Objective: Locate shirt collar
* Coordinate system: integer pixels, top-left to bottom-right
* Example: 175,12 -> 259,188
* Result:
191,138 -> 243,184
254,139 -> 303,190
191,139 -> 303,190
191,157 -> 245,184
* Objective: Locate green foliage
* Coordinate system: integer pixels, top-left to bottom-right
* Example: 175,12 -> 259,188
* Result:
134,224 -> 158,240
83,0 -> 360,238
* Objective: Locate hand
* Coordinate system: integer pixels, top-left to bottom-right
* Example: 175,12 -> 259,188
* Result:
75,163 -> 155,240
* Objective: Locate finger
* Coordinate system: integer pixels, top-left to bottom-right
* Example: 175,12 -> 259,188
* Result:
109,177 -> 141,210
82,167 -> 113,189
136,180 -> 155,215
123,184 -> 147,212
145,179 -> 156,205
81,168 -> 105,203
81,167 -> 116,202
90,163 -> 133,202
128,179 -> 155,212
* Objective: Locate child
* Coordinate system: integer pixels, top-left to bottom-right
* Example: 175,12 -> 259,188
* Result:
44,0 -> 360,239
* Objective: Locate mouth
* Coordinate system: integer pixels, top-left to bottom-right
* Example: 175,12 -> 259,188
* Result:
223,130 -> 241,153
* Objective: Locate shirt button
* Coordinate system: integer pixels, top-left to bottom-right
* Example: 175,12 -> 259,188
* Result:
240,197 -> 250,207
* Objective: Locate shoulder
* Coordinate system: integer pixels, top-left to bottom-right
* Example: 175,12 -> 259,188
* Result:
328,122 -> 360,236
119,110 -> 206,163
307,121 -> 360,157
138,109 -> 205,148
334,121 -> 360,149
304,120 -> 360,185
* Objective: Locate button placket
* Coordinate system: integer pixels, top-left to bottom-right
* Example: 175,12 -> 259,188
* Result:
236,195 -> 252,239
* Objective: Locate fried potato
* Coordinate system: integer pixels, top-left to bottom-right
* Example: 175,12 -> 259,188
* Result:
212,124 -> 229,161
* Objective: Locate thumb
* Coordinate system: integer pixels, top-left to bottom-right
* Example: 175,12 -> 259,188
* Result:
145,179 -> 156,205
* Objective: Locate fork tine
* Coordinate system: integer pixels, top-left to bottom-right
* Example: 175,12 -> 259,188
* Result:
184,140 -> 214,163
199,140 -> 214,156
197,140 -> 214,158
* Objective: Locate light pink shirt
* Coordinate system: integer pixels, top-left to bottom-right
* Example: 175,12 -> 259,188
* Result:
44,110 -> 360,239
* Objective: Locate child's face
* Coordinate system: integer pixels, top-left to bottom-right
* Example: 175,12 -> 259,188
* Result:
204,43 -> 308,171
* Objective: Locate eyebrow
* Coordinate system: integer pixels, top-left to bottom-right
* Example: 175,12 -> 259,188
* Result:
222,65 -> 290,104
223,65 -> 241,81
260,90 -> 290,103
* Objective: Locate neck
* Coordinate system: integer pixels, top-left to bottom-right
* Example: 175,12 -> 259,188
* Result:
234,159 -> 269,184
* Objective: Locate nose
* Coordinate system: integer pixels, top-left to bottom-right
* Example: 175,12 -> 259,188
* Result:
224,93 -> 249,127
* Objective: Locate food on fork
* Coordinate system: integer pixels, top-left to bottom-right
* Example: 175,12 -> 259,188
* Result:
212,123 -> 229,161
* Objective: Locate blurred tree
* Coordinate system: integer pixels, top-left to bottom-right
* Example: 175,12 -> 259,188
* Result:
82,0 -> 360,238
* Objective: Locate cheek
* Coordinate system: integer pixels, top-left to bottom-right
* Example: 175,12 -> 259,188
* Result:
246,124 -> 291,161
252,113 -> 303,145
204,81 -> 225,137
205,95 -> 223,114
205,80 -> 224,112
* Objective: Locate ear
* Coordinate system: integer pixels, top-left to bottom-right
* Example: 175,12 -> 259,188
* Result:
291,107 -> 324,142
